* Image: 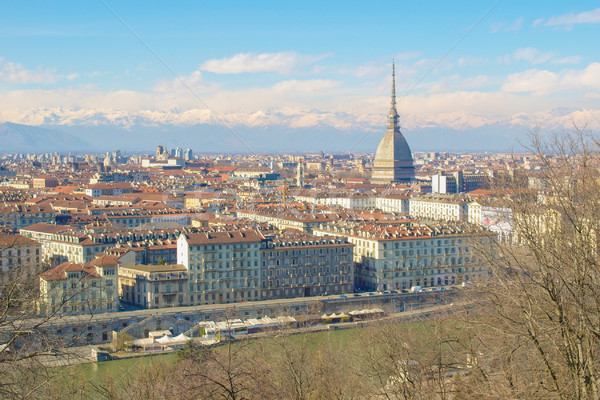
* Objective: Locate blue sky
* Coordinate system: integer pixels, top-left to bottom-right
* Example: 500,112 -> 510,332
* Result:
1,1 -> 599,147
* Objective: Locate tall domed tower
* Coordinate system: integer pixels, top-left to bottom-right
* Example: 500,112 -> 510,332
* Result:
371,63 -> 415,184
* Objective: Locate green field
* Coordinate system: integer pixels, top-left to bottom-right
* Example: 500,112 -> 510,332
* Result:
77,352 -> 179,381
74,326 -> 360,381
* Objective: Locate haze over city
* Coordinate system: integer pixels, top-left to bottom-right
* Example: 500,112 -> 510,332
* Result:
1,1 -> 600,153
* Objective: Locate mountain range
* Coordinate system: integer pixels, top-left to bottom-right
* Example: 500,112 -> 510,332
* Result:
0,121 -> 528,155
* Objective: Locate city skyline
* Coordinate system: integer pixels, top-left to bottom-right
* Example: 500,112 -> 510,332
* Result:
1,1 -> 600,153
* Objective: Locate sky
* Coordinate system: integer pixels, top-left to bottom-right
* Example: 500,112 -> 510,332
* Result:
1,1 -> 600,151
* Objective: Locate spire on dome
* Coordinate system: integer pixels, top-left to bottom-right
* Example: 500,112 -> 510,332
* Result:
391,60 -> 396,109
388,61 -> 399,130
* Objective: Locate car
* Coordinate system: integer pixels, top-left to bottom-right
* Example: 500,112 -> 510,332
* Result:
438,287 -> 446,291
339,294 -> 347,299
382,290 -> 391,295
401,289 -> 409,293
389,290 -> 398,294
367,292 -> 375,296
353,293 -> 361,297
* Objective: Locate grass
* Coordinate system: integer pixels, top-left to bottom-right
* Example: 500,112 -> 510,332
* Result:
64,317 -> 462,396
75,352 -> 179,381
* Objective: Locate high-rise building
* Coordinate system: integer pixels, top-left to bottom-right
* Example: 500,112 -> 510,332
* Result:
156,145 -> 168,161
296,161 -> 305,187
371,63 -> 415,184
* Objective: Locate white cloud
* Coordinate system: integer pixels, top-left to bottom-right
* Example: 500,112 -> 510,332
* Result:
457,56 -> 487,67
1,60 -> 599,135
513,47 -> 554,64
503,69 -> 559,93
152,70 -> 217,94
272,79 -> 340,93
503,63 -> 600,94
199,51 -> 329,74
505,17 -> 523,31
0,58 -> 58,84
552,56 -> 583,65
543,7 -> 600,27
499,47 -> 580,66
491,17 -> 523,33
462,75 -> 489,88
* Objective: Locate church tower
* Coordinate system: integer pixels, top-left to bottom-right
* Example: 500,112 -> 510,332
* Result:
371,62 -> 415,184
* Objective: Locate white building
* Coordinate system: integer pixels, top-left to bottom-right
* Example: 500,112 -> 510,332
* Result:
409,195 -> 470,221
313,222 -> 491,291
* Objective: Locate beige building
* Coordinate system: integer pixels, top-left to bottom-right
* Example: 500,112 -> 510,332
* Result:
119,263 -> 189,308
0,235 -> 42,282
21,223 -> 181,265
39,255 -> 119,315
177,229 -> 264,305
236,208 -> 342,233
314,222 -> 491,291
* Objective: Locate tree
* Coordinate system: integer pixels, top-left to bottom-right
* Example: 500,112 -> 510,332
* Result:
0,238 -> 95,399
353,311 -> 468,400
464,128 -> 600,399
177,311 -> 264,400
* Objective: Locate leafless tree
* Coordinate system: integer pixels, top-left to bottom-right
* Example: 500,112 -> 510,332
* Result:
352,310 -> 466,400
463,127 -> 600,399
0,245 -> 96,399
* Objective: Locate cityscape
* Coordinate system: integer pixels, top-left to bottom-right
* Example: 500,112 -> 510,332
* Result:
1,1 -> 599,399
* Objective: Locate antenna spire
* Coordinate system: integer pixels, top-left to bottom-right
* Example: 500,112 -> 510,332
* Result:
388,60 -> 399,130
391,59 -> 396,109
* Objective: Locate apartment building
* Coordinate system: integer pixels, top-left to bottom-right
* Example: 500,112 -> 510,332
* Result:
0,204 -> 56,230
236,208 -> 343,233
409,195 -> 470,221
0,234 -> 42,282
21,223 -> 181,264
177,229 -> 264,305
313,221 -> 491,291
260,237 -> 354,299
39,255 -> 119,315
119,263 -> 189,308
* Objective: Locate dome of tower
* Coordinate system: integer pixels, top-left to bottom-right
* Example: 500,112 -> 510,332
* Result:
371,62 -> 415,184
